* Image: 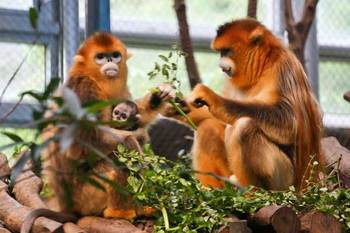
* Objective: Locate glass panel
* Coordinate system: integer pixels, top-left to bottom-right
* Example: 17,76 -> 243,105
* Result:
0,0 -> 33,10
319,59 -> 350,115
318,0 -> 350,46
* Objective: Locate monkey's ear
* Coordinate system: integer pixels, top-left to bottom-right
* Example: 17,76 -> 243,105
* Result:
249,28 -> 264,45
73,55 -> 85,63
127,51 -> 133,60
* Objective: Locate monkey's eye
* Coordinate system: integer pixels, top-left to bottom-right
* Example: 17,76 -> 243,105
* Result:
111,51 -> 121,58
95,53 -> 107,65
113,109 -> 120,116
111,51 -> 122,64
96,53 -> 105,59
220,48 -> 233,57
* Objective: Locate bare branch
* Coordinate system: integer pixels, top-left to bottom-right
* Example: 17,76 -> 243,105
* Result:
299,0 -> 319,42
173,0 -> 202,88
284,0 -> 295,31
247,0 -> 258,19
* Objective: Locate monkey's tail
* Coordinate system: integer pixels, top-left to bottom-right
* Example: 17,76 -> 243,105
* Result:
21,208 -> 77,233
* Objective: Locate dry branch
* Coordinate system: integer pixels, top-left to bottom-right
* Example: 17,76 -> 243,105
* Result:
284,0 -> 318,68
0,180 -> 62,233
174,0 -> 202,88
300,210 -> 342,233
12,169 -> 47,209
250,205 -> 300,233
77,216 -> 145,233
0,154 -> 10,181
247,0 -> 258,19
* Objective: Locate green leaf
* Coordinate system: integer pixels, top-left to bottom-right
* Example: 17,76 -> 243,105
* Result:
43,77 -> 61,99
158,55 -> 169,62
1,132 -> 24,143
28,7 -> 38,29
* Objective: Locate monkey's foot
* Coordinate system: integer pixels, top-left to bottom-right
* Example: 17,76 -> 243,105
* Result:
136,206 -> 156,217
103,208 -> 136,220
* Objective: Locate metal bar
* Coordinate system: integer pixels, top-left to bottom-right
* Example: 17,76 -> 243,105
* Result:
85,0 -> 110,37
62,0 -> 79,80
305,19 -> 319,99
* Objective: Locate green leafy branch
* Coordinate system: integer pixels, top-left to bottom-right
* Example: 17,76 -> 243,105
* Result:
148,47 -> 197,130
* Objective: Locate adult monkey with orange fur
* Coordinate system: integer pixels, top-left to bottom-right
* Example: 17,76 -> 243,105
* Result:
182,19 -> 322,190
41,32 -> 173,222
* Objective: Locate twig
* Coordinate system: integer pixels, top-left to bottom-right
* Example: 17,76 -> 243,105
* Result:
169,100 -> 197,130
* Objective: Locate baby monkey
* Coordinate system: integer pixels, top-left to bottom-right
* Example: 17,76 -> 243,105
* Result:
112,100 -> 148,151
112,100 -> 140,131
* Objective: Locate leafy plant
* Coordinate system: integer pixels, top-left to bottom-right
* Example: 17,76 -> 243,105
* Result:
116,145 -> 350,232
147,47 -> 197,129
1,48 -> 350,233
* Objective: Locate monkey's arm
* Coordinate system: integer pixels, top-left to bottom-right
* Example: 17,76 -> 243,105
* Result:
188,84 -> 296,145
65,77 -> 129,157
135,84 -> 176,126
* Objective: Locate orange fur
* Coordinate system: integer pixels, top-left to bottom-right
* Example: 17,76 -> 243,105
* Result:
43,32 -> 166,219
185,19 -> 322,190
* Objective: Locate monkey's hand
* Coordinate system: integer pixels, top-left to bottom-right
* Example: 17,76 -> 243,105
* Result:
188,84 -> 214,108
150,83 -> 176,108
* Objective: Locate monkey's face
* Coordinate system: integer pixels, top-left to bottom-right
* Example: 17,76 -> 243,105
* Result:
211,19 -> 268,84
72,32 -> 128,80
112,103 -> 132,122
94,51 -> 122,78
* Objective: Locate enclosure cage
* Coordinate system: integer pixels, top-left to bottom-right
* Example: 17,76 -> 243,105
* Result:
0,0 -> 349,155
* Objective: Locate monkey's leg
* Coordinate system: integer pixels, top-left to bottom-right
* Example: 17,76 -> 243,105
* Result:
225,117 -> 294,190
102,165 -> 138,220
192,118 -> 231,188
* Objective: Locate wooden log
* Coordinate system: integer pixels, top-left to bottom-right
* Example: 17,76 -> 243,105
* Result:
0,153 -> 10,180
77,216 -> 145,233
321,137 -> 350,186
0,180 -> 62,233
218,217 -> 252,233
249,205 -> 300,233
300,210 -> 341,233
63,222 -> 86,233
0,228 -> 11,233
12,169 -> 47,209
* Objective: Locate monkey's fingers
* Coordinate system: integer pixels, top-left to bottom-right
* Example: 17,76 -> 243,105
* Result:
157,83 -> 176,101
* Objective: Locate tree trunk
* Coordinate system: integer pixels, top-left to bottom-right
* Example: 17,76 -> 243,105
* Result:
247,0 -> 258,19
174,0 -> 202,89
300,210 -> 342,233
284,0 -> 318,70
250,205 -> 300,233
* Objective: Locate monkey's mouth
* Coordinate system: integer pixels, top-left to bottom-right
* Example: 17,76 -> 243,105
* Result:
219,57 -> 235,78
105,68 -> 118,77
